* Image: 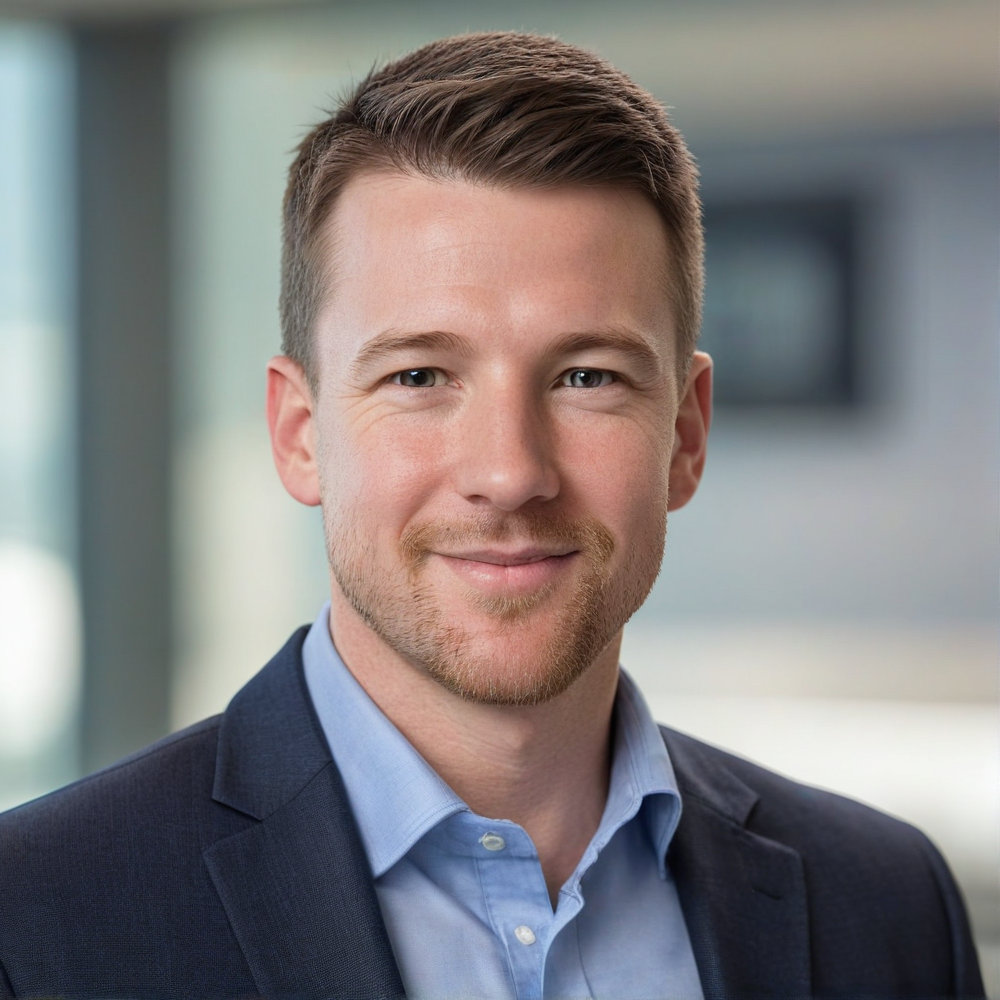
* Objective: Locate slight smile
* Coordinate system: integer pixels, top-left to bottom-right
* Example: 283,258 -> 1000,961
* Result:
434,548 -> 580,596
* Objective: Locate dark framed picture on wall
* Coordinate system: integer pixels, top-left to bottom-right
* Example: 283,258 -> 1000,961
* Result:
701,196 -> 860,408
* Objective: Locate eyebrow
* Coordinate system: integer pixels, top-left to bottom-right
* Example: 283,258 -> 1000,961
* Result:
547,329 -> 665,384
349,329 -> 473,381
348,325 -> 666,383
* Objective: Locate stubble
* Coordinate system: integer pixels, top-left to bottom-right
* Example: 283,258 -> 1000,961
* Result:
326,506 -> 665,706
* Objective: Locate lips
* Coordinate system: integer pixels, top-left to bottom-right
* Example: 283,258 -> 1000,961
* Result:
398,514 -> 614,601
433,549 -> 579,596
435,546 -> 577,566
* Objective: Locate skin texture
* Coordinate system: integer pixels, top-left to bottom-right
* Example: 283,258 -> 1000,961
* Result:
267,172 -> 712,903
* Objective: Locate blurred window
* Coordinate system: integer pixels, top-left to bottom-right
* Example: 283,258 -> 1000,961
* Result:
0,20 -> 79,809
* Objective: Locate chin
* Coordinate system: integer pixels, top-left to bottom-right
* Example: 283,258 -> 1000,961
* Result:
401,595 -> 620,707
420,641 -> 597,707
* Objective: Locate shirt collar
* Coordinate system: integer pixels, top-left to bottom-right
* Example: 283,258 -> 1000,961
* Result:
302,603 -> 682,880
303,604 -> 465,877
605,668 -> 683,880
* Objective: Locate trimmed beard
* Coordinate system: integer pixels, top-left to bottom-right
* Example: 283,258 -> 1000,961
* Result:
326,508 -> 665,706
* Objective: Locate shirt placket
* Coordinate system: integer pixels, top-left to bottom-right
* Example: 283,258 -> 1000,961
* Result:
473,822 -> 555,1000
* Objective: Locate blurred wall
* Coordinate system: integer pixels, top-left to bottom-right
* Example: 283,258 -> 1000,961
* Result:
167,1 -> 998,984
170,0 -> 999,709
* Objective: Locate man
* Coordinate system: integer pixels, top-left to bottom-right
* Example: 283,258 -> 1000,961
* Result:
0,31 -> 984,1000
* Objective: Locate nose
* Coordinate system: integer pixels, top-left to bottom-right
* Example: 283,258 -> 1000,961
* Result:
452,380 -> 560,511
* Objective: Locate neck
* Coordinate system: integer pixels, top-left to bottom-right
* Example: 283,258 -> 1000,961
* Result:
327,590 -> 621,905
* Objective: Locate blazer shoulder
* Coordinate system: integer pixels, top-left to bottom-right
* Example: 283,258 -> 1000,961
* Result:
659,723 -> 965,911
0,716 -> 269,995
661,723 -> 925,848
0,715 -> 222,841
661,724 -> 985,995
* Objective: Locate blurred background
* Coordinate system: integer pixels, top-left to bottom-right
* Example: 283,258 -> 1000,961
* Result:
0,0 -> 996,988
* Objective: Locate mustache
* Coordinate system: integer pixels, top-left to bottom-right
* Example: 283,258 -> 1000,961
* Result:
399,512 -> 615,568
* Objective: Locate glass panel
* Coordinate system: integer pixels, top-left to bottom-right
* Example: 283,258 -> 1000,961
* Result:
0,20 -> 79,810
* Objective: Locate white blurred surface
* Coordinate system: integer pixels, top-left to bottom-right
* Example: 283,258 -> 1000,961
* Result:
0,542 -> 80,755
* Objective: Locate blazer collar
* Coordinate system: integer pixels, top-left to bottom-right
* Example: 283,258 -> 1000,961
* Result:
663,726 -> 811,999
204,628 -> 405,999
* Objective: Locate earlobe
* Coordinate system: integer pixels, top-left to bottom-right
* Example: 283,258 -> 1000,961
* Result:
266,355 -> 322,507
667,351 -> 712,512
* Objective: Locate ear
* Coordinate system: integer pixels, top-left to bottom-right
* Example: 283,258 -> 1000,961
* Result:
266,355 -> 321,507
667,350 -> 713,512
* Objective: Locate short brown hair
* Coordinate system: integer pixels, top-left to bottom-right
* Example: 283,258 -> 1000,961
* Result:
281,31 -> 703,386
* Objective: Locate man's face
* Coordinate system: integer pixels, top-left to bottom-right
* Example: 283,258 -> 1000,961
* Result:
306,172 -> 697,705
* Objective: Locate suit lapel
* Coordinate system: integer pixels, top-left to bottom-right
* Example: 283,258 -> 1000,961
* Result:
204,629 -> 405,999
663,728 -> 811,999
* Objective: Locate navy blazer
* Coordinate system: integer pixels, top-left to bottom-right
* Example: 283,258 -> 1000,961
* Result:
0,629 -> 985,998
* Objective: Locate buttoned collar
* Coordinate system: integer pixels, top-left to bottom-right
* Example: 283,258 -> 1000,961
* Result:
302,603 -> 682,882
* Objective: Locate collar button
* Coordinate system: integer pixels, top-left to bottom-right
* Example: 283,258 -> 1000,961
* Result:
479,832 -> 506,851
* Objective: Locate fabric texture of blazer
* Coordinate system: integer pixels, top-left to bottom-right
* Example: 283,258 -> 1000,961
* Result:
0,628 -> 985,999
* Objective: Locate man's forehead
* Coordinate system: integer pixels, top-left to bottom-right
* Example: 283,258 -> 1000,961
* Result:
314,169 -> 677,362
324,169 -> 671,274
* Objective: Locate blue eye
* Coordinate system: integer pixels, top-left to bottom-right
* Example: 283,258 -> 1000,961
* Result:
561,369 -> 614,388
393,368 -> 446,387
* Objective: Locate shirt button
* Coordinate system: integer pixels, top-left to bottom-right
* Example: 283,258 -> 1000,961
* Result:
479,832 -> 506,851
514,925 -> 536,946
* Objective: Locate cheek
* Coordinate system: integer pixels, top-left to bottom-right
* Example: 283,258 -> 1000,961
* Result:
319,411 -> 448,533
560,419 -> 671,537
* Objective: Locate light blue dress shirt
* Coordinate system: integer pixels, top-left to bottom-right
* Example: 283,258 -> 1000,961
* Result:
303,604 -> 704,1000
